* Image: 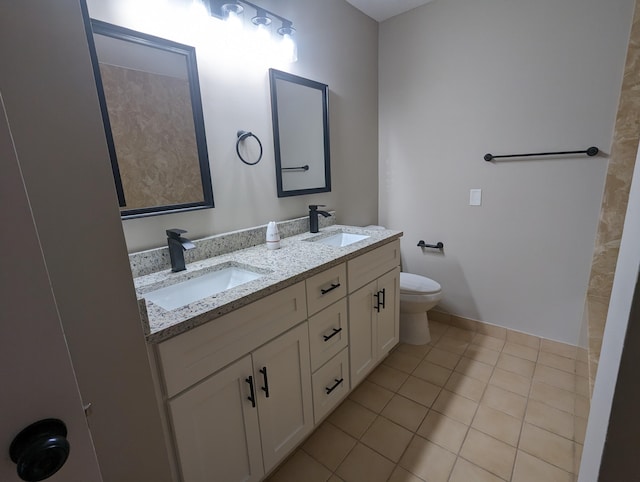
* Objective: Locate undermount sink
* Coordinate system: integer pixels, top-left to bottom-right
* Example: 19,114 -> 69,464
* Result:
144,265 -> 264,311
310,232 -> 370,247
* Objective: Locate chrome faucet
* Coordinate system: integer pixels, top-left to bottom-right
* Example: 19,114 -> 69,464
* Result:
309,205 -> 331,233
166,228 -> 196,272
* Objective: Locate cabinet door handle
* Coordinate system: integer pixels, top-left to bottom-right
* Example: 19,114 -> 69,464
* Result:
380,288 -> 386,309
246,376 -> 256,408
374,291 -> 381,312
323,327 -> 342,342
320,282 -> 341,295
325,378 -> 344,394
259,367 -> 270,398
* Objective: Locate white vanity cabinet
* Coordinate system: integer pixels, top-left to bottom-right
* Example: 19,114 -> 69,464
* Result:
347,241 -> 401,387
156,282 -> 313,482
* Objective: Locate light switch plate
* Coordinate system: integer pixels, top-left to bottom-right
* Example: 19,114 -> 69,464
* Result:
470,189 -> 482,206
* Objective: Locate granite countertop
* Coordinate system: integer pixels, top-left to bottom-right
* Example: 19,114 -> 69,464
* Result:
136,225 -> 403,343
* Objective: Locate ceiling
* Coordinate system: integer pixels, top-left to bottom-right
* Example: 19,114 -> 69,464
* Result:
344,0 -> 434,22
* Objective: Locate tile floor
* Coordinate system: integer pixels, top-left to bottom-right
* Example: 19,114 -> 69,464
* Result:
267,320 -> 590,482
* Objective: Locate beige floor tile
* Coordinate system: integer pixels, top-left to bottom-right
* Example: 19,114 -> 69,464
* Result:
381,394 -> 429,432
511,450 -> 573,482
412,359 -> 452,386
540,339 -> 577,359
496,353 -> 535,379
336,443 -> 395,482
303,423 -> 357,471
574,416 -> 587,444
455,357 -> 494,383
388,466 -> 425,482
445,326 -> 476,342
574,396 -> 589,418
449,457 -> 505,482
435,335 -> 469,355
361,416 -> 413,462
529,381 -> 575,414
384,351 -> 423,374
464,345 -> 500,365
399,435 -> 457,482
534,365 -> 576,391
538,351 -> 576,374
506,330 -> 541,350
575,376 -> 589,397
575,360 -> 589,378
395,342 -> 432,359
476,322 -> 507,339
489,368 -> 531,397
472,404 -> 522,446
432,389 -> 478,425
349,381 -> 394,413
525,399 -> 574,440
482,385 -> 527,419
472,333 -> 506,352
327,476 -> 344,482
328,399 -> 377,439
574,443 -> 583,474
460,428 -> 517,480
417,410 -> 469,453
502,342 -> 539,362
367,364 -> 409,392
519,423 -> 576,473
398,376 -> 442,408
424,347 -> 461,369
445,371 -> 486,402
268,450 -> 332,482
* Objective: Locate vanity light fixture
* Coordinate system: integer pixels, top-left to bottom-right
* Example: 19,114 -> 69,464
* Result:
206,0 -> 298,62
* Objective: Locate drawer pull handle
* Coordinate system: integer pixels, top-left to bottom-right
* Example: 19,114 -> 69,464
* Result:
259,367 -> 270,398
320,282 -> 341,295
325,378 -> 344,394
323,327 -> 342,342
374,291 -> 381,312
374,288 -> 386,312
380,288 -> 386,309
246,376 -> 256,408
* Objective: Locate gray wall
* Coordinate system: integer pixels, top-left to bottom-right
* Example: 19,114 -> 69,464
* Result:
87,0 -> 379,252
379,0 -> 634,343
0,1 -> 172,480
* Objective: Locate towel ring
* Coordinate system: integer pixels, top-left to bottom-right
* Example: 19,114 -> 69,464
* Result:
236,130 -> 263,166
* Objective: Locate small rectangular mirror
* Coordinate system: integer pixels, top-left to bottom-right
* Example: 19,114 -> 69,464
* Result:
269,69 -> 331,197
89,20 -> 214,218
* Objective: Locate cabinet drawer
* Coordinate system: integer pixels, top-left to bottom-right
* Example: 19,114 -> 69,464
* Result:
308,298 -> 348,372
347,240 -> 400,293
305,263 -> 347,316
311,348 -> 350,424
158,282 -> 307,397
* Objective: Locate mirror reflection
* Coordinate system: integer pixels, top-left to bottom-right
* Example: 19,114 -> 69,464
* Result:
89,20 -> 214,218
269,69 -> 331,198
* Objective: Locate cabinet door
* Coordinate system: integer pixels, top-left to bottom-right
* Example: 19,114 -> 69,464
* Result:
169,355 -> 263,482
376,267 -> 400,359
252,323 -> 313,473
348,280 -> 376,387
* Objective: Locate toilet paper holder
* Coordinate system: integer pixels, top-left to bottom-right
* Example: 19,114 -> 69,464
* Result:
417,240 -> 444,250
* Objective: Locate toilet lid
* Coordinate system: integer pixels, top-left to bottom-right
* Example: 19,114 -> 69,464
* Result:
400,272 -> 441,294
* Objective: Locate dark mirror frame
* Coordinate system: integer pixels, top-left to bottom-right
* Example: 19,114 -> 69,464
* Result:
269,69 -> 331,198
86,19 -> 214,219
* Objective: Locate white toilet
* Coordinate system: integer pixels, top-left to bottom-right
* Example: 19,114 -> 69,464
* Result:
399,272 -> 442,345
365,226 -> 443,345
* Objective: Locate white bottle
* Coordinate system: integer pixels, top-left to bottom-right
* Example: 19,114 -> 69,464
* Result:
266,221 -> 281,250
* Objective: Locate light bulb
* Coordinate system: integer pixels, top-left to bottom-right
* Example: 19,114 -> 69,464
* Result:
280,32 -> 298,63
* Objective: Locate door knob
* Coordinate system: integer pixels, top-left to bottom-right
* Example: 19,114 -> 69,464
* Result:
9,419 -> 70,481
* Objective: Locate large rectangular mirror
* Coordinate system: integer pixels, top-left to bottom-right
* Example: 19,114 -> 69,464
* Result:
88,20 -> 214,219
269,69 -> 331,198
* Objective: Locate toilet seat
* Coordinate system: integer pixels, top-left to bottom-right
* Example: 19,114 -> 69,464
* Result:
400,272 -> 441,295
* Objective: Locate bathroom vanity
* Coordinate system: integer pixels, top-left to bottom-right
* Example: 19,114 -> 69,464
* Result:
133,223 -> 402,482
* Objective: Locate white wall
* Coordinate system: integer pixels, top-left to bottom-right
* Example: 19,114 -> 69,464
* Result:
379,0 -> 634,343
87,0 -> 379,252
